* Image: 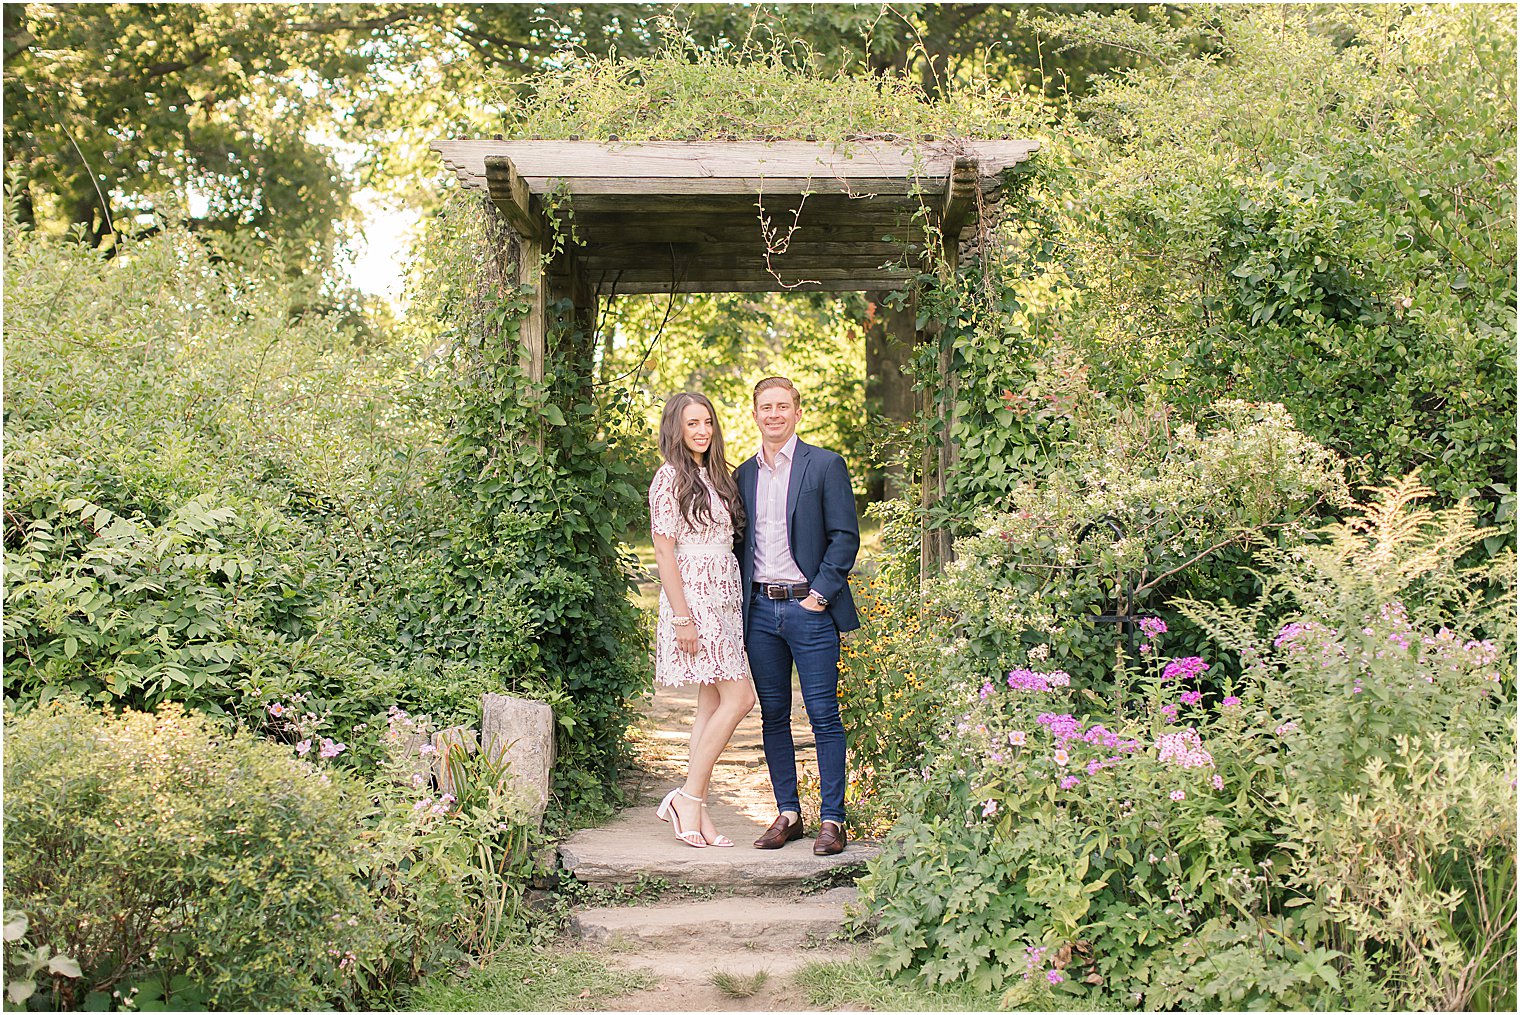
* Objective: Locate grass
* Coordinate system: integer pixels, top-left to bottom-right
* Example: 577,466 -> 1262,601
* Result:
794,957 -> 1008,1012
405,942 -> 653,1011
710,968 -> 769,998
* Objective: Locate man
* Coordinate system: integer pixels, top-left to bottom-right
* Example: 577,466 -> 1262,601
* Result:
734,376 -> 860,855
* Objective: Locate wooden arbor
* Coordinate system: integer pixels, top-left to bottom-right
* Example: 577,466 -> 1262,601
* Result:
430,139 -> 1040,570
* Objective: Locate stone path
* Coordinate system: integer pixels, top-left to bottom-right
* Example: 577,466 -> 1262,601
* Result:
557,678 -> 882,1011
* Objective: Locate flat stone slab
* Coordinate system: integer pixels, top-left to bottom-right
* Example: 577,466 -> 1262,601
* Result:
559,799 -> 880,890
571,887 -> 858,945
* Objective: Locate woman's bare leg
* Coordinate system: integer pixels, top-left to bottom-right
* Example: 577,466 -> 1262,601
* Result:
676,678 -> 757,841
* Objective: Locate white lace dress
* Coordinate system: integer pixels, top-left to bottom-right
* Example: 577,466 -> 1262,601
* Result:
649,463 -> 749,686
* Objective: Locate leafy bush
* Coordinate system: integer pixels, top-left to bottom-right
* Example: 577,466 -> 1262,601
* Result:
2,218 -> 418,743
856,477 -> 1516,1009
939,397 -> 1348,685
3,697 -> 378,1010
398,196 -> 653,821
1048,5 -> 1517,545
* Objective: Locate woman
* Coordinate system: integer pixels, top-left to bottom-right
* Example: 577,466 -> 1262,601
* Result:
649,392 -> 756,848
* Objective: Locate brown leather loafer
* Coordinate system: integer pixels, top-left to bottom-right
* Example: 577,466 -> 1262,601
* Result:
753,814 -> 805,849
813,820 -> 847,855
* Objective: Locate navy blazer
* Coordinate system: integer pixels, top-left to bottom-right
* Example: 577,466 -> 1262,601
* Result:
734,439 -> 861,635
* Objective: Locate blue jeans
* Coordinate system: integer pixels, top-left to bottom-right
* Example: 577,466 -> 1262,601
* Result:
746,597 -> 846,825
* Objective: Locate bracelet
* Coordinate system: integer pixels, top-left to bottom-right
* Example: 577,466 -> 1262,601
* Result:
671,616 -> 694,627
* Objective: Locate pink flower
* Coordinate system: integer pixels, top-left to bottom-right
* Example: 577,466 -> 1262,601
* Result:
1053,749 -> 1070,767
982,799 -> 999,817
1161,656 -> 1209,682
1180,690 -> 1203,706
1086,759 -> 1103,776
1221,695 -> 1242,707
295,739 -> 311,756
1046,969 -> 1064,985
1008,730 -> 1027,746
1139,617 -> 1167,639
319,738 -> 346,759
980,682 -> 994,700
1156,727 -> 1215,769
1170,789 -> 1186,801
1211,774 -> 1224,790
1160,704 -> 1179,722
1275,721 -> 1298,736
1059,775 -> 1081,790
268,703 -> 286,717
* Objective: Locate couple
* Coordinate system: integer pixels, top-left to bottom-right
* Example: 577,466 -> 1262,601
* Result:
649,377 -> 859,856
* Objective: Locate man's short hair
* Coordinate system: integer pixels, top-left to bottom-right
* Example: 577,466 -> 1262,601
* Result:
753,376 -> 802,407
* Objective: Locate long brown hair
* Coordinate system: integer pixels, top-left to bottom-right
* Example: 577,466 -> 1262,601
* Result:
658,392 -> 746,537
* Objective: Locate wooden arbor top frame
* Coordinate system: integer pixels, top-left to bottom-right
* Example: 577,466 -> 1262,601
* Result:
430,138 -> 1041,572
431,139 -> 1040,296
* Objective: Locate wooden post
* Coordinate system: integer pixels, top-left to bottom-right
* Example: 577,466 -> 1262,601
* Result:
486,155 -> 548,384
919,157 -> 979,579
864,290 -> 917,503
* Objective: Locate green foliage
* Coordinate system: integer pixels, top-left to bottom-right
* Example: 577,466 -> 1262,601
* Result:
497,37 -> 1047,142
855,476 -> 1516,1009
3,913 -> 83,1010
942,393 -> 1346,689
3,697 -> 376,1010
599,291 -> 869,499
3,2 -> 374,265
400,194 -> 651,821
347,706 -> 549,1003
1177,475 -> 1516,1011
1047,5 -> 1517,546
3,218 -> 417,744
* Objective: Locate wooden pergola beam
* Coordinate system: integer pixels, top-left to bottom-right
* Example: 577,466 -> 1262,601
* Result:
439,139 -> 1039,196
484,155 -> 545,240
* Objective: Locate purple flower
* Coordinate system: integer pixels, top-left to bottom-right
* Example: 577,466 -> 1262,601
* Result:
1059,775 -> 1081,790
1161,656 -> 1210,682
1086,759 -> 1103,776
1160,704 -> 1179,722
1008,669 -> 1073,692
1140,617 -> 1167,639
1046,969 -> 1064,985
1221,695 -> 1242,708
1180,690 -> 1203,706
980,681 -> 994,700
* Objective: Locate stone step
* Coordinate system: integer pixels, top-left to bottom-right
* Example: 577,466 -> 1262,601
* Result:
559,800 -> 880,891
571,887 -> 859,946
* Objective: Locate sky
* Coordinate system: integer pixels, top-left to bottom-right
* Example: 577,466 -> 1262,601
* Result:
341,190 -> 419,307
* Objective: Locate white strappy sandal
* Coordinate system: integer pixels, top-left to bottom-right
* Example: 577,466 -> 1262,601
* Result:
656,787 -> 707,848
700,802 -> 735,847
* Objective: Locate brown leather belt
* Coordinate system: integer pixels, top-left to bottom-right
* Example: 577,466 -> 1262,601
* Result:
754,581 -> 812,600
